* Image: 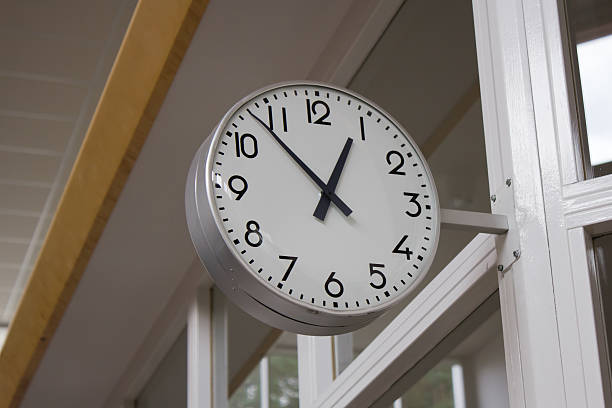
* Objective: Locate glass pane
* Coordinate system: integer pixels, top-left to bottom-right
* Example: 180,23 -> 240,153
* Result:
382,296 -> 509,408
593,233 -> 612,371
399,360 -> 455,408
229,299 -> 299,408
566,0 -> 612,177
136,329 -> 187,408
338,0 -> 489,372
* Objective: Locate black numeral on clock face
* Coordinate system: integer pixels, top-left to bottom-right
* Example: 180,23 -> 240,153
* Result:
403,192 -> 422,217
306,99 -> 331,125
277,255 -> 298,288
245,220 -> 263,247
228,175 -> 247,200
324,272 -> 344,298
267,105 -> 288,132
369,263 -> 386,289
392,235 -> 413,260
386,150 -> 406,175
234,132 -> 258,158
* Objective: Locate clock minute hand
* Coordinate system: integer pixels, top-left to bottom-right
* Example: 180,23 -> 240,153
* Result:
246,109 -> 353,217
313,137 -> 353,221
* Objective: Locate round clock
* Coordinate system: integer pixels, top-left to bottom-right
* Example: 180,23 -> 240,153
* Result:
186,81 -> 440,335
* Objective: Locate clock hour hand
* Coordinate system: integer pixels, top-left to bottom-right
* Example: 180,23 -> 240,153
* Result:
313,137 -> 353,221
247,108 -> 353,217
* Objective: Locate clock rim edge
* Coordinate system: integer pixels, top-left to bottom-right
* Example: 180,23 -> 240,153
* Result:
190,80 -> 442,331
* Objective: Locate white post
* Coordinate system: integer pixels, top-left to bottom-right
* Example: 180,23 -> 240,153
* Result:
187,286 -> 228,408
260,356 -> 270,408
473,0 -> 568,405
333,333 -> 354,376
187,286 -> 212,408
451,364 -> 466,408
297,335 -> 334,406
393,398 -> 403,408
212,288 -> 229,408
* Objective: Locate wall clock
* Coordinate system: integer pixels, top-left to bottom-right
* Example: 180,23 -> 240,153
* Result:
186,81 -> 440,335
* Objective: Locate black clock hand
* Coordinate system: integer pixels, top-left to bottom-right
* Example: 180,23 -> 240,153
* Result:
247,108 -> 353,217
313,137 -> 353,221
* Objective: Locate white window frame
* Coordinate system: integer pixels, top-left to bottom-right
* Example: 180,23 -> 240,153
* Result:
297,0 -> 612,407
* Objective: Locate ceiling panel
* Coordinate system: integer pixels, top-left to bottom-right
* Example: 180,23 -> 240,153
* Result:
0,0 -> 138,329
0,184 -> 49,213
0,34 -> 99,81
0,0 -> 123,42
0,151 -> 60,184
0,76 -> 87,118
0,213 -> 38,239
0,266 -> 19,289
0,290 -> 9,312
0,242 -> 28,265
0,115 -> 73,153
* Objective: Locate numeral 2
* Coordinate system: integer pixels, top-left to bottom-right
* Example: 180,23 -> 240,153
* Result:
386,151 -> 405,175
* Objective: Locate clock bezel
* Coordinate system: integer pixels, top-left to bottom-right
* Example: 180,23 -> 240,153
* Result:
186,80 -> 441,334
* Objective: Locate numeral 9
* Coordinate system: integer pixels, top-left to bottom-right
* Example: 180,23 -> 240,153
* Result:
228,175 -> 248,200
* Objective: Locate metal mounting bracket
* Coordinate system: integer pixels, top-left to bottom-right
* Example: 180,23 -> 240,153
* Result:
490,179 -> 520,273
440,178 -> 520,273
441,209 -> 508,235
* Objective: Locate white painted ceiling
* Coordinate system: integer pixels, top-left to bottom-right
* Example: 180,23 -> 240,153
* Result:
20,1 -> 357,406
0,0 -> 136,326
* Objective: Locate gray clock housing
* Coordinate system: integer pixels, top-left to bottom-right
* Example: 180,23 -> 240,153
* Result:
185,81 -> 440,335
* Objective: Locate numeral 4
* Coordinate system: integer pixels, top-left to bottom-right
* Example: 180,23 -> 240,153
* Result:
392,235 -> 413,260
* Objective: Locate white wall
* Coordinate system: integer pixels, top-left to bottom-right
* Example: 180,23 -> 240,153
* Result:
136,329 -> 187,408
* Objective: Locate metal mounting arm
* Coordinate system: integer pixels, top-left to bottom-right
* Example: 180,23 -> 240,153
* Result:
440,209 -> 508,235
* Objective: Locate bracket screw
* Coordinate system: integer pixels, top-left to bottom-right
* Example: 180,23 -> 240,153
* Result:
497,264 -> 504,272
506,178 -> 512,186
490,195 -> 497,203
513,250 -> 521,259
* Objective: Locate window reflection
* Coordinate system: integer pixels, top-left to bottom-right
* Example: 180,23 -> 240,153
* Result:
566,0 -> 612,177
229,332 -> 298,408
576,34 -> 612,167
381,297 -> 508,408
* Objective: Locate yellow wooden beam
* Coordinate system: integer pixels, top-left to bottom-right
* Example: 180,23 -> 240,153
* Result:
0,0 -> 208,406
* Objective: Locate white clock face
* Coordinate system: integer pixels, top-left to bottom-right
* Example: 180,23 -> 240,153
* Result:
206,83 -> 439,315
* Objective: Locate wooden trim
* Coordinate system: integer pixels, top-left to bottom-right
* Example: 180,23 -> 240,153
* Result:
0,0 -> 208,406
421,81 -> 480,158
228,329 -> 283,396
